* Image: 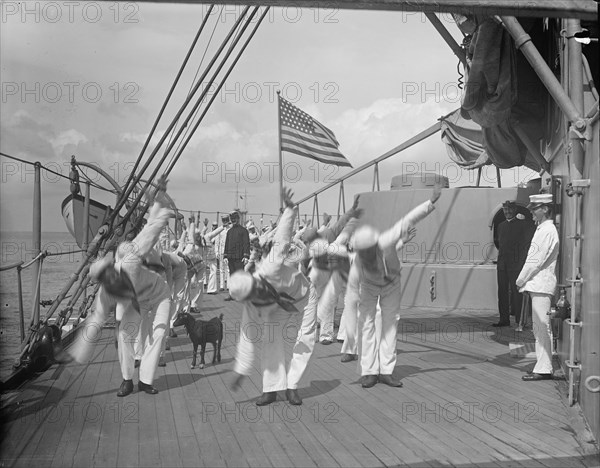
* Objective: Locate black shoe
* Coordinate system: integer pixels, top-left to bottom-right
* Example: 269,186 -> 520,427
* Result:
320,339 -> 333,345
336,339 -> 345,343
522,373 -> 553,381
117,379 -> 134,397
134,359 -> 141,368
224,296 -> 234,301
341,353 -> 358,363
138,381 -> 159,394
378,374 -> 403,387
361,375 -> 378,388
169,328 -> 178,338
255,391 -> 277,406
158,356 -> 166,367
492,322 -> 510,327
286,389 -> 302,405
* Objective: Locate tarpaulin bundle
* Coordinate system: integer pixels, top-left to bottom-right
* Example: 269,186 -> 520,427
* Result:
460,17 -> 548,171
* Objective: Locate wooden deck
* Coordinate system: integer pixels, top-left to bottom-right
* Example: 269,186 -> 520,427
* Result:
2,292 -> 598,468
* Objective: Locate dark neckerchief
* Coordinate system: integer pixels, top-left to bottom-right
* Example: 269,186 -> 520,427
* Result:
251,275 -> 299,312
104,269 -> 140,313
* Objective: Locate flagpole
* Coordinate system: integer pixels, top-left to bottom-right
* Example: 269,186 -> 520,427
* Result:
277,90 -> 283,211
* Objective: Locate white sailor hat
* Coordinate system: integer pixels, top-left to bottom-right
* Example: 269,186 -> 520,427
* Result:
89,252 -> 114,280
353,225 -> 380,250
527,193 -> 553,210
229,271 -> 255,301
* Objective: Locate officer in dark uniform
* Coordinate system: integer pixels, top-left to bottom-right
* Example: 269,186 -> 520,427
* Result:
493,200 -> 535,327
223,210 -> 250,300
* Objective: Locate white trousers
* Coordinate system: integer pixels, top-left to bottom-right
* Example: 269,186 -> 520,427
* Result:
358,276 -> 402,376
337,306 -> 348,342
219,256 -> 228,290
135,297 -> 171,384
287,283 -> 318,389
70,287 -> 117,363
317,270 -> 347,341
308,266 -> 331,341
530,292 -> 553,374
161,273 -> 187,355
118,306 -> 142,380
234,293 -> 310,393
340,274 -> 359,355
185,271 -> 203,310
206,259 -> 218,293
71,288 -> 170,384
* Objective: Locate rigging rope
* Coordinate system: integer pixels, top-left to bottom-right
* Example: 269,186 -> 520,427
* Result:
120,4 -> 216,197
159,8 -> 256,179
166,7 -> 251,171
163,7 -> 263,177
164,5 -> 225,170
108,7 -> 252,233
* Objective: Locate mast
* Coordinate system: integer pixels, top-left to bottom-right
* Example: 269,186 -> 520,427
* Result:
277,90 -> 284,211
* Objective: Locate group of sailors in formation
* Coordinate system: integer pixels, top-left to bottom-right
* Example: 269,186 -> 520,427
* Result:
70,177 -> 557,403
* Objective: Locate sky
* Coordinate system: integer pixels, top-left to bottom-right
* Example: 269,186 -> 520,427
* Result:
0,2 -> 537,233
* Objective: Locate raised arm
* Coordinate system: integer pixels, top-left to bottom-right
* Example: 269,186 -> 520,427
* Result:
378,183 -> 441,251
326,195 -> 362,241
122,176 -> 173,260
205,225 -> 224,242
270,188 -> 297,262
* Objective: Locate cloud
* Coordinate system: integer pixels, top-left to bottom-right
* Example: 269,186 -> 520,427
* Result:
1,110 -> 57,161
49,129 -> 88,155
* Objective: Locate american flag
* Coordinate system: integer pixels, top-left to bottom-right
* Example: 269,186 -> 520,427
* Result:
279,95 -> 352,167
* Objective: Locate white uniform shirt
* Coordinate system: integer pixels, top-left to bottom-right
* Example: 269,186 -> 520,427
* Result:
115,201 -> 172,311
516,219 -> 559,295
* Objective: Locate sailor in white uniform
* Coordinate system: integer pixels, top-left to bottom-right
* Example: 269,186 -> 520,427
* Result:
229,188 -> 315,406
353,182 -> 441,389
71,175 -> 174,396
204,221 -> 223,294
517,193 -> 559,381
215,215 -> 230,291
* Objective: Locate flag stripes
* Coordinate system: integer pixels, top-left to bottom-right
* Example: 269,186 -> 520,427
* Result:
278,95 -> 351,168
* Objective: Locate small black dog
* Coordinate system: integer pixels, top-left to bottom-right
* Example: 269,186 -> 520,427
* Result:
172,312 -> 223,369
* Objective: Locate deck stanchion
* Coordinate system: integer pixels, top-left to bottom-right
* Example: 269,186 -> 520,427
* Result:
17,266 -> 25,342
337,181 -> 346,217
372,163 -> 381,191
31,162 -> 42,326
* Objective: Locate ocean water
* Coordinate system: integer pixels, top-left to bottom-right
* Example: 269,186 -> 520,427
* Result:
0,231 -> 86,382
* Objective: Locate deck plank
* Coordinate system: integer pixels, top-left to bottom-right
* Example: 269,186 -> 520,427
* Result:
169,336 -> 226,467
92,346 -> 125,468
73,338 -> 121,468
49,340 -> 110,468
1,294 -> 597,468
